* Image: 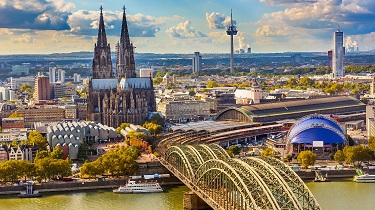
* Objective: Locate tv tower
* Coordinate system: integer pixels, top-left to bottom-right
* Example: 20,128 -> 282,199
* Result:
226,9 -> 237,74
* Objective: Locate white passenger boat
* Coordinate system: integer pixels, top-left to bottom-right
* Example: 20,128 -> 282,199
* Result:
113,180 -> 163,193
354,174 -> 375,183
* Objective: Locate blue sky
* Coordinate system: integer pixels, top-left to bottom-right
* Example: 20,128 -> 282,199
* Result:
0,0 -> 374,54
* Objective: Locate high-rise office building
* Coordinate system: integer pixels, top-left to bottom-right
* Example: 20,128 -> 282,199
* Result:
49,67 -> 56,83
33,75 -> 51,102
192,52 -> 202,73
332,28 -> 345,78
0,87 -> 10,101
58,69 -> 65,83
73,73 -> 81,82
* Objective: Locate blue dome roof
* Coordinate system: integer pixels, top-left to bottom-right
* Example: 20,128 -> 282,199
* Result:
288,115 -> 346,145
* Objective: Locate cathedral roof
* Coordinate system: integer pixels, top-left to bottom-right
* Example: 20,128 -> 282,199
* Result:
119,78 -> 152,89
91,79 -> 118,90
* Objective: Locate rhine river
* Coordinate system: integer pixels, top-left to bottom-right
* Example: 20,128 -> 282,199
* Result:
1,180 -> 375,210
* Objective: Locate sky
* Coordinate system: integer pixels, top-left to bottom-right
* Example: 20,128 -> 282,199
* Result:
0,0 -> 375,54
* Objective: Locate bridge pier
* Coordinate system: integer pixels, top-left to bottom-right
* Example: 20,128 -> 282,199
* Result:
183,191 -> 212,210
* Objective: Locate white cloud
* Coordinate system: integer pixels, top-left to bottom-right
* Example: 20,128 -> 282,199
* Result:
12,33 -> 34,43
167,20 -> 207,38
0,28 -> 13,35
256,25 -> 291,37
0,0 -> 73,30
67,10 -> 166,37
206,12 -> 234,29
257,0 -> 375,35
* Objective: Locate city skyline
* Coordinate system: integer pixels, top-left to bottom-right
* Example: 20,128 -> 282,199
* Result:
0,0 -> 375,54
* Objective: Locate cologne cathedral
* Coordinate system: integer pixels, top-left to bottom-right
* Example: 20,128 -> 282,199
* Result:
87,7 -> 156,127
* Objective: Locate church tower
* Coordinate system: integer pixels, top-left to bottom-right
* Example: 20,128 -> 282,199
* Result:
116,6 -> 136,79
92,6 -> 113,79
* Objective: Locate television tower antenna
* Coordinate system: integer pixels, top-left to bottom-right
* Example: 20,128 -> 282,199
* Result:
226,9 -> 237,74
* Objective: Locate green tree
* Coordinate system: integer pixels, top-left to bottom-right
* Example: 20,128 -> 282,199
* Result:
81,146 -> 139,178
18,160 -> 36,181
27,130 -> 48,151
19,83 -> 33,93
143,122 -> 162,136
286,154 -> 293,162
116,122 -> 131,134
149,114 -> 165,127
298,77 -> 314,88
334,150 -> 345,162
128,131 -> 146,141
50,147 -> 64,159
343,145 -> 373,165
297,150 -> 317,168
11,140 -> 19,147
261,148 -> 279,158
8,112 -> 24,118
80,160 -> 103,179
228,145 -> 241,156
206,80 -> 219,88
368,136 -> 375,150
152,77 -> 163,85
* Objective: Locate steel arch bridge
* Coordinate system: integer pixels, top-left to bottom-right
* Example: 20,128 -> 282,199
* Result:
159,144 -> 321,210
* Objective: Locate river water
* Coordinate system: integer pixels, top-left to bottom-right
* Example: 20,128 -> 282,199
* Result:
1,180 -> 375,210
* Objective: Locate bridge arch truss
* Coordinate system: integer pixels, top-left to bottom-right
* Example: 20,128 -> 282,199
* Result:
161,144 -> 321,210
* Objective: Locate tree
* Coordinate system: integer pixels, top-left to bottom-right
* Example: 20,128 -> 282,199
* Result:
206,80 -> 219,88
27,130 -> 48,151
153,77 -> 163,85
81,146 -> 139,178
149,114 -> 165,127
143,122 -> 162,136
8,112 -> 24,118
334,150 -> 345,162
19,83 -> 33,93
343,145 -> 373,165
228,145 -> 241,156
297,150 -> 316,168
261,148 -> 279,158
286,154 -> 293,162
116,122 -> 131,134
368,136 -> 375,151
11,140 -> 19,147
50,147 -> 64,159
128,131 -> 146,141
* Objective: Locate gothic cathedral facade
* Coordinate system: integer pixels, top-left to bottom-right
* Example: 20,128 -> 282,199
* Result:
87,7 -> 156,128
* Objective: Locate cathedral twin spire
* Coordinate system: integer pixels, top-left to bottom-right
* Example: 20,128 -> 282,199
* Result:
93,6 -> 136,80
97,6 -> 107,48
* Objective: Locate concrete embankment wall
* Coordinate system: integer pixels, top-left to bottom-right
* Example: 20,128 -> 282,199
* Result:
0,176 -> 183,195
296,169 -> 357,179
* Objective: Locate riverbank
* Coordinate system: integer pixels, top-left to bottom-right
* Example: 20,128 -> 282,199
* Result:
296,169 -> 364,179
0,177 -> 183,195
